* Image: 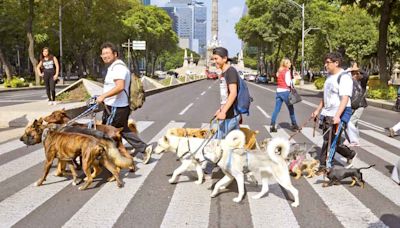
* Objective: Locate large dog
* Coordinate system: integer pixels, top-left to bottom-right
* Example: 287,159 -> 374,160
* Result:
36,128 -> 130,190
154,127 -> 259,185
203,130 -> 299,207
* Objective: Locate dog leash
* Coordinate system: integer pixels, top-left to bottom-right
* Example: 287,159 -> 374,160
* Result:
288,117 -> 314,140
66,103 -> 99,126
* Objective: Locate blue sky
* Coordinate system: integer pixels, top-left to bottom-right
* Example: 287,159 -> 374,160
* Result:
151,0 -> 245,58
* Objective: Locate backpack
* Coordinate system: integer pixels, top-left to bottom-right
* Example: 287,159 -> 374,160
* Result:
338,72 -> 364,110
234,75 -> 253,115
110,62 -> 145,111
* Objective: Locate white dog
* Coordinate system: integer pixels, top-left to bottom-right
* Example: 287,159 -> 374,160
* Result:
154,129 -> 208,184
203,129 -> 299,207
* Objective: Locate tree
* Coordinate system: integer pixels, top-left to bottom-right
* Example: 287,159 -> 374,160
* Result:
339,0 -> 400,83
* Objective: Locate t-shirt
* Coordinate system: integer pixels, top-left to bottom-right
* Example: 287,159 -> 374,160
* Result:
42,57 -> 55,74
103,59 -> 131,107
219,66 -> 239,119
321,69 -> 352,117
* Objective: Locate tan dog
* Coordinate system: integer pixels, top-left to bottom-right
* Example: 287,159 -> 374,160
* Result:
36,129 -> 127,190
289,157 -> 320,179
42,109 -> 136,175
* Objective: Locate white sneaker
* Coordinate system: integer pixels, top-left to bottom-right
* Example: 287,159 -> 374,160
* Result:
48,101 -> 53,105
346,152 -> 357,168
52,101 -> 57,105
142,145 -> 153,164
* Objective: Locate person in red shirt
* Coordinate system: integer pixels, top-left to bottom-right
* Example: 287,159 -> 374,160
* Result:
270,58 -> 300,132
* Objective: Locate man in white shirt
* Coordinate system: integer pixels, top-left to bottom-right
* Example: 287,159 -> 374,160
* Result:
97,42 -> 152,164
311,52 -> 356,169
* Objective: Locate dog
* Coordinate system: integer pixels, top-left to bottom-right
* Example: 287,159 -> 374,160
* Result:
319,165 -> 375,188
36,128 -> 129,190
287,145 -> 320,179
203,130 -> 299,207
154,129 -> 208,184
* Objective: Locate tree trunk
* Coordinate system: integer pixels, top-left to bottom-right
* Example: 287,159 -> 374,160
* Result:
0,47 -> 13,80
273,39 -> 282,73
292,35 -> 300,70
377,0 -> 393,84
26,0 -> 39,85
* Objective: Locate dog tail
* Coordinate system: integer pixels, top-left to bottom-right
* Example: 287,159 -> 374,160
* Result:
224,129 -> 246,149
267,137 -> 290,163
128,119 -> 138,134
358,164 -> 375,170
103,140 -> 133,169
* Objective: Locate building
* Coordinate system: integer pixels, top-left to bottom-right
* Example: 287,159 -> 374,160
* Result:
141,0 -> 151,5
162,0 -> 207,57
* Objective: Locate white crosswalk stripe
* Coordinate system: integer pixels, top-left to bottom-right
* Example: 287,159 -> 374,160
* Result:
0,120 -> 398,227
274,127 -> 388,228
63,121 -> 183,228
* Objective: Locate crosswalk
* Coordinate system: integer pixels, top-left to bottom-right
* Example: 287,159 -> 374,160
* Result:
0,120 -> 399,227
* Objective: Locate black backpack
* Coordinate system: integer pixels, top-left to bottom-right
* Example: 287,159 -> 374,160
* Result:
338,72 -> 364,110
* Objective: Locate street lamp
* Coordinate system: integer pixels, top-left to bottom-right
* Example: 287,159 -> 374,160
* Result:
287,0 -> 305,78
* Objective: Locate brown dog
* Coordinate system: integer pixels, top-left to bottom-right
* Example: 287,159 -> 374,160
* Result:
42,109 -> 136,175
36,129 -> 126,190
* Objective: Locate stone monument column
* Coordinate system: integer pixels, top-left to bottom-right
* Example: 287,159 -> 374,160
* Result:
207,0 -> 220,67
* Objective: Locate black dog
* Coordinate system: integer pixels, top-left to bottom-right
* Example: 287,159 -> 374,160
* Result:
321,165 -> 375,188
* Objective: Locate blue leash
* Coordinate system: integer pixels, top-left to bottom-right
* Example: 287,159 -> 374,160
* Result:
327,121 -> 344,168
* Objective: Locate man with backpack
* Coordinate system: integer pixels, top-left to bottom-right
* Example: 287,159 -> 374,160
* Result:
311,52 -> 357,169
97,42 -> 152,164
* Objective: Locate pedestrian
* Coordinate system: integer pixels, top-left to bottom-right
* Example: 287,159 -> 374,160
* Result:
270,58 -> 300,132
203,47 -> 241,178
388,78 -> 400,111
212,47 -> 241,139
387,121 -> 400,137
311,52 -> 356,169
96,42 -> 152,164
344,62 -> 369,146
36,47 -> 59,105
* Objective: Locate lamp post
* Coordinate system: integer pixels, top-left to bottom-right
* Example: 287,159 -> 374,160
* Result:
287,0 -> 305,78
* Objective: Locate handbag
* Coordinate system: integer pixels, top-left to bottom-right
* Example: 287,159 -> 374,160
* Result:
288,84 -> 302,105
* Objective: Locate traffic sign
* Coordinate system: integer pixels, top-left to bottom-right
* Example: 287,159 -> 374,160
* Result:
132,41 -> 146,50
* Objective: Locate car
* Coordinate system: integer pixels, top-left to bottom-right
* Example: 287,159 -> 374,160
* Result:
247,74 -> 256,82
256,74 -> 268,84
207,72 -> 218,80
238,71 -> 245,80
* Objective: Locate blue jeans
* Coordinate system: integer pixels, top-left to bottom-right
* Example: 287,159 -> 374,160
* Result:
215,115 -> 241,139
270,91 -> 297,126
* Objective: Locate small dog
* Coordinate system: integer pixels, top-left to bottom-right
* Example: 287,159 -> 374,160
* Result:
319,165 -> 375,187
203,130 -> 299,207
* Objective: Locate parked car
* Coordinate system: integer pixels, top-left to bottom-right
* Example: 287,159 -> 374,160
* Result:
256,74 -> 268,84
247,74 -> 256,82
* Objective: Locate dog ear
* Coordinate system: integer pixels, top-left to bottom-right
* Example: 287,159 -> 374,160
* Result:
37,117 -> 43,124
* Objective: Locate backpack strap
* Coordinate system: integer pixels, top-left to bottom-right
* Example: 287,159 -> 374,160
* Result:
110,61 -> 131,99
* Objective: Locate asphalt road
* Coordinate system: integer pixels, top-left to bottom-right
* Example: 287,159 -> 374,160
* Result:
0,79 -> 399,227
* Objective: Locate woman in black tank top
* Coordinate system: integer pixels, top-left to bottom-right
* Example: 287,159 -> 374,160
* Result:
36,47 -> 59,105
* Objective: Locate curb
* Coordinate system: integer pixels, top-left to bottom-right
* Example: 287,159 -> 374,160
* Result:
0,84 -> 70,93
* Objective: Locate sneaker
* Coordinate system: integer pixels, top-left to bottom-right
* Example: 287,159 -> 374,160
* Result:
270,125 -> 277,132
291,124 -> 301,131
142,145 -> 153,164
388,128 -> 395,137
346,152 -> 357,168
48,101 -> 53,105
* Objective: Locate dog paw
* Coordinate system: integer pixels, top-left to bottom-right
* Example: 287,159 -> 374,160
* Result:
195,180 -> 203,185
291,202 -> 299,207
53,171 -> 63,177
168,178 -> 177,184
107,176 -> 116,182
233,197 -> 242,203
34,181 -> 41,187
78,186 -> 85,191
72,181 -> 78,186
210,192 -> 218,198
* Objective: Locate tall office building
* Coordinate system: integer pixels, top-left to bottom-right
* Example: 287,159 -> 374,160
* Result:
162,0 -> 207,57
141,0 -> 150,5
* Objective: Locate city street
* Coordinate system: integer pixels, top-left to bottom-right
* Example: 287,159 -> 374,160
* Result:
0,80 -> 399,227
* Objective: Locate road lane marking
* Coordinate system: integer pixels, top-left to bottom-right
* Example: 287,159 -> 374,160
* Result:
0,172 -> 72,227
301,100 -> 318,108
358,120 -> 385,132
63,122 -> 186,228
360,129 -> 400,150
179,103 -> 193,115
256,106 -> 271,119
275,127 -> 387,227
0,139 -> 26,155
302,127 -> 400,207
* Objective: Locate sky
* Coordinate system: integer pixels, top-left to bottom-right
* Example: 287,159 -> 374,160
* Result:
151,0 -> 245,58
